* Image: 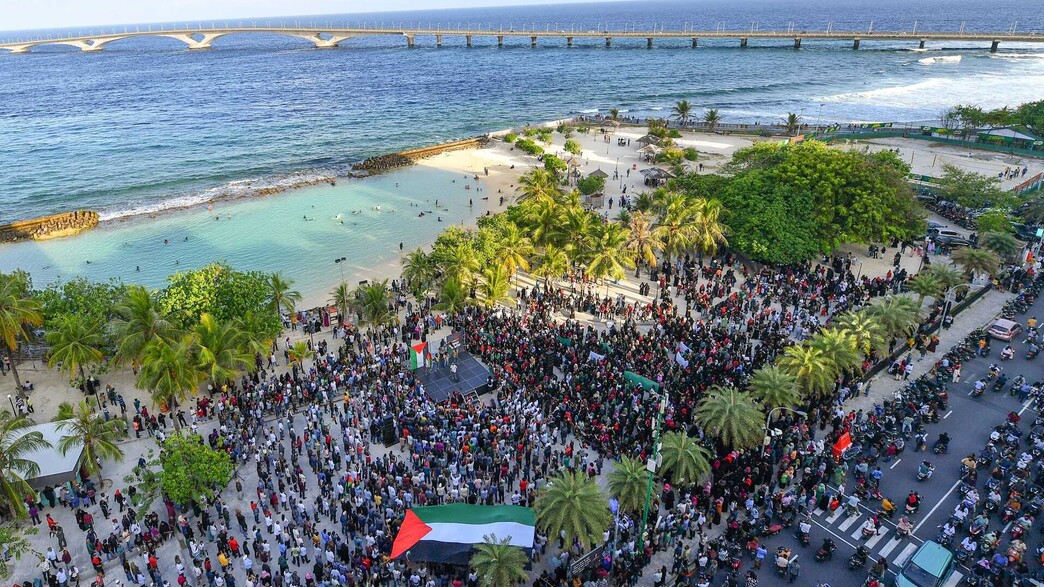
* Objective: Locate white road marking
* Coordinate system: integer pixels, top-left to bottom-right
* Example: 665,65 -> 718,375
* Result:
866,529 -> 889,548
942,571 -> 964,587
894,543 -> 919,567
827,508 -> 844,523
813,508 -> 824,516
852,526 -> 868,540
878,537 -> 903,558
944,410 -> 953,419
914,479 -> 962,533
839,514 -> 862,532
890,458 -> 903,469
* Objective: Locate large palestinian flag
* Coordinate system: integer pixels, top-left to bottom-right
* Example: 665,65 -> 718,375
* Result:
409,341 -> 430,370
390,504 -> 535,564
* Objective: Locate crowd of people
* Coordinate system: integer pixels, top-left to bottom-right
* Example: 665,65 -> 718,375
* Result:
23,248 -> 934,587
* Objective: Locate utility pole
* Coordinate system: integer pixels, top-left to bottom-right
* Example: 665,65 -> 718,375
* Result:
637,388 -> 666,553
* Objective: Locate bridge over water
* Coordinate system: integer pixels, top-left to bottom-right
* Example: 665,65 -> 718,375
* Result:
1,25 -> 1041,54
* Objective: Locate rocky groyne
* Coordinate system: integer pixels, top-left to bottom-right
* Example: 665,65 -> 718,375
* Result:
352,136 -> 490,175
0,210 -> 99,244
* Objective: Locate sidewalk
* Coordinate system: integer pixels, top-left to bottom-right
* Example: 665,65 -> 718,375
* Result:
844,288 -> 1011,414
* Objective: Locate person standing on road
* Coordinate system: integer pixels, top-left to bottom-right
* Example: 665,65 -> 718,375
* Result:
952,362 -> 962,383
787,559 -> 800,584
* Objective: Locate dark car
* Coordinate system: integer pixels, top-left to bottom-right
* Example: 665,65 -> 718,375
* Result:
934,234 -> 973,247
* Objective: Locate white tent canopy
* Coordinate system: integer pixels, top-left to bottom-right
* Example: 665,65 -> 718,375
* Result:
15,420 -> 83,489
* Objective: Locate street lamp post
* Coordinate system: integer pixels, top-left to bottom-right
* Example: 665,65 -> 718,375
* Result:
637,388 -> 667,553
6,395 -> 14,414
763,406 -> 808,447
936,284 -> 972,337
334,257 -> 347,326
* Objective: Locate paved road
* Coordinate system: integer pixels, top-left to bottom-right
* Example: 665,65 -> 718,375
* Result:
753,295 -> 1043,587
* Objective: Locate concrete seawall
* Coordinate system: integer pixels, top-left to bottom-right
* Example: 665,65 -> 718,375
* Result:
0,210 -> 99,244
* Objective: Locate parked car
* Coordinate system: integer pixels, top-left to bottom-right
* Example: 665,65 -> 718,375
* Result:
989,318 -> 1023,341
935,234 -> 974,247
895,541 -> 956,587
928,227 -> 966,239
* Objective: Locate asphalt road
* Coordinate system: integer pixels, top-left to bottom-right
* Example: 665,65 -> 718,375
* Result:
752,297 -> 1044,587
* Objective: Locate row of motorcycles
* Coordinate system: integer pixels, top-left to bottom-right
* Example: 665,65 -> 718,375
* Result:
949,415 -> 1044,585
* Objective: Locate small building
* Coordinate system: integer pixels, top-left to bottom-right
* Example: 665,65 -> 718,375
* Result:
15,420 -> 84,489
977,127 -> 1044,151
640,167 -> 675,187
588,169 -> 609,179
636,134 -> 661,148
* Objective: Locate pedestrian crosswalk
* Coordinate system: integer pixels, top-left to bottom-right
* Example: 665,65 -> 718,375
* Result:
804,506 -> 963,585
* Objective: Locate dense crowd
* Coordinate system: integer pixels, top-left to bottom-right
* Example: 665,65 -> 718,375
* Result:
25,250 -> 927,587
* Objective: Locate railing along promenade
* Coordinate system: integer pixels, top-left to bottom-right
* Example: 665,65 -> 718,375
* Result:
1,23 -> 1041,53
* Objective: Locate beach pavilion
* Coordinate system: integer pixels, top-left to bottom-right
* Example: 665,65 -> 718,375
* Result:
587,169 -> 609,179
636,134 -> 661,149
640,167 -> 675,187
14,420 -> 84,489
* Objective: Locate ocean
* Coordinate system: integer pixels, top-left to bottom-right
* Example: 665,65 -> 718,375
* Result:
0,0 -> 1043,298
2,0 -> 1044,225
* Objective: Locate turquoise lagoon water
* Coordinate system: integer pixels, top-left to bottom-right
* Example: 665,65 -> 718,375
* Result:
0,166 -> 478,303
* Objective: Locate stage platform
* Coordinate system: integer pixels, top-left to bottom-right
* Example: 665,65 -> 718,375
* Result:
416,350 -> 491,403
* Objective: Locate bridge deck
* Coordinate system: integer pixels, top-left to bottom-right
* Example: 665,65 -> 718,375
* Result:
2,26 -> 1041,52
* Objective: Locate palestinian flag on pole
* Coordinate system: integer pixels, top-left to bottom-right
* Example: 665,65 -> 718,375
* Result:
390,504 -> 535,564
409,341 -> 429,370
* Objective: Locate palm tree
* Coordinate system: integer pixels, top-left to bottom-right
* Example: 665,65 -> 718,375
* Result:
330,283 -> 353,327
437,243 -> 480,287
0,275 -> 43,395
695,387 -> 766,450
532,245 -> 569,287
952,247 -> 1001,280
607,456 -> 647,514
556,207 -> 596,260
234,310 -> 275,358
672,100 -> 692,127
926,265 -> 965,290
607,108 -> 620,124
515,169 -> 562,203
979,231 -> 1022,260
867,296 -> 921,339
56,400 -> 125,483
46,314 -> 105,384
478,265 -> 512,308
625,211 -> 662,277
835,310 -> 888,356
136,335 -> 203,424
470,536 -> 528,587
437,277 -> 468,314
690,198 -> 729,255
523,198 -> 563,247
777,345 -> 836,398
267,272 -> 301,319
110,285 -> 174,370
352,280 -> 397,327
584,222 -> 633,292
497,224 -> 534,281
193,313 -> 251,389
907,272 -> 944,305
704,108 -> 722,133
52,402 -> 74,422
289,340 -> 313,366
401,249 -> 435,300
534,470 -> 611,551
810,327 -> 862,376
783,112 -> 802,135
747,365 -> 800,410
653,193 -> 697,263
0,411 -> 51,518
658,431 -> 711,485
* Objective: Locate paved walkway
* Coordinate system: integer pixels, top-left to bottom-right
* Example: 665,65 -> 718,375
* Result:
844,287 -> 1011,414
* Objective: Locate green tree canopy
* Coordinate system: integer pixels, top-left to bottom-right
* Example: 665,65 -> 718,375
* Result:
695,387 -> 766,450
470,536 -> 528,587
710,141 -> 922,263
607,455 -> 648,515
577,175 -> 606,196
937,165 -> 1016,209
158,432 -> 233,507
658,431 -> 711,485
158,263 -> 281,337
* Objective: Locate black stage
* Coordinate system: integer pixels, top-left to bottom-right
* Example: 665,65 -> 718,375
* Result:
416,350 -> 491,403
